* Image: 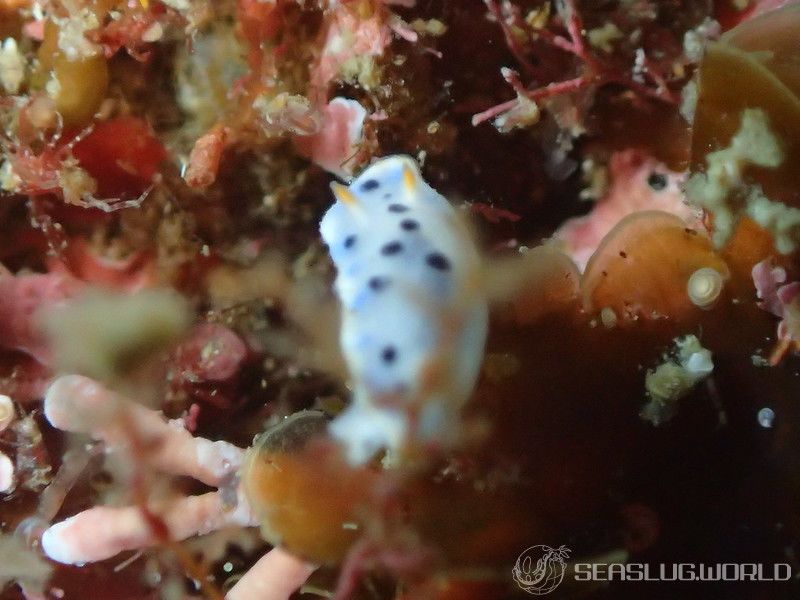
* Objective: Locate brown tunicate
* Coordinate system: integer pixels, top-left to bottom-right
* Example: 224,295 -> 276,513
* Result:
691,6 -> 800,208
242,411 -> 549,571
720,217 -> 778,291
582,211 -> 729,321
36,20 -> 109,128
242,411 -> 381,565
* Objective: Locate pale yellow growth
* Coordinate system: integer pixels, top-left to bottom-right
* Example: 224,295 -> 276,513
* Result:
57,159 -> 98,207
686,108 -> 784,247
409,18 -> 447,36
254,92 -> 320,136
175,23 -> 247,134
588,23 -> 624,53
0,160 -> 20,192
641,335 -> 714,426
525,4 -> 551,29
339,55 -> 381,90
205,255 -> 291,308
493,85 -> 540,133
600,307 -> 618,328
745,187 -> 800,254
0,395 -> 13,432
579,157 -> 609,201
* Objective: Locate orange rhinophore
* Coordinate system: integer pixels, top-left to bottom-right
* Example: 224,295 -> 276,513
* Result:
582,211 -> 729,322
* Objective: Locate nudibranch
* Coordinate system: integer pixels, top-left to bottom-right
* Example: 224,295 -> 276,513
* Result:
320,155 -> 488,464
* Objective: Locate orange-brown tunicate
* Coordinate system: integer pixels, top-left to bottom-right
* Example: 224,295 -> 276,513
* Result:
721,217 -> 778,290
242,411 -> 381,565
36,20 -> 109,128
242,410 -> 549,571
582,211 -> 729,321
691,5 -> 800,208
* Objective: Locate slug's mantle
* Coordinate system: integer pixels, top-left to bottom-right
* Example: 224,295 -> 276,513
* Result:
320,155 -> 488,464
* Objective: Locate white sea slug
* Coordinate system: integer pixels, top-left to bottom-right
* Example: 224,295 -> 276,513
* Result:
320,155 -> 488,465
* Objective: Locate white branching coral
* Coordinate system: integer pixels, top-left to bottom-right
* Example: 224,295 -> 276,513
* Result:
0,394 -> 14,432
39,375 -> 314,599
685,108 -> 785,248
0,453 -> 13,493
641,335 -> 714,426
0,394 -> 14,493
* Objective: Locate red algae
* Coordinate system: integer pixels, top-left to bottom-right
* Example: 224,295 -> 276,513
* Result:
556,150 -> 700,270
71,117 -> 167,199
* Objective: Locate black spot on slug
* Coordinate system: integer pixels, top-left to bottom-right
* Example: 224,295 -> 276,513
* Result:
381,241 -> 403,256
388,204 -> 409,213
344,235 -> 357,249
360,179 -> 380,192
381,345 -> 397,364
400,219 -> 419,231
426,252 -> 450,271
647,173 -> 667,191
368,276 -> 389,291
383,193 -> 392,200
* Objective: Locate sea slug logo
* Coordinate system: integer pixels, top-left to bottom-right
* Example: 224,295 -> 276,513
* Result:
512,545 -> 571,595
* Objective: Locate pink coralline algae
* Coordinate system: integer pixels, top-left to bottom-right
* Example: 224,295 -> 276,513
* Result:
0,243 -> 156,367
170,322 -> 250,408
555,150 -> 700,270
294,97 -> 368,177
0,271 -> 81,365
310,1 -> 396,101
174,323 -> 248,383
752,258 -> 800,363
